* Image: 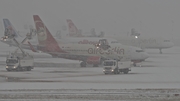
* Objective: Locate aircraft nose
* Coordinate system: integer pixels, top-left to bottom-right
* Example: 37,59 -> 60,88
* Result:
142,52 -> 149,59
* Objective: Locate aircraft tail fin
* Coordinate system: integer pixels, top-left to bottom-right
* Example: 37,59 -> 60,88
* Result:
66,19 -> 82,37
3,19 -> 19,38
90,28 -> 96,37
33,15 -> 66,53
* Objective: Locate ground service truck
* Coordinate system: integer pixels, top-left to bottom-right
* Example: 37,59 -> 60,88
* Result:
6,52 -> 34,71
2,28 -> 34,71
103,60 -> 132,74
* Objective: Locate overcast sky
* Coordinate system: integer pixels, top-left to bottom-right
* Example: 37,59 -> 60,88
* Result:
0,0 -> 179,38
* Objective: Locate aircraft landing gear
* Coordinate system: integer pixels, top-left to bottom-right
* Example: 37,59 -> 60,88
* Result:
159,49 -> 162,54
80,61 -> 86,67
133,63 -> 136,67
93,64 -> 99,67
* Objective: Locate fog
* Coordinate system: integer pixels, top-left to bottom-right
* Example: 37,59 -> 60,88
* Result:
1,1 -> 180,100
0,0 -> 180,42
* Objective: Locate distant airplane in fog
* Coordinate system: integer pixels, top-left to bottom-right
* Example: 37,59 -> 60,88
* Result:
64,19 -> 174,54
106,28 -> 174,54
66,19 -> 104,37
55,19 -> 117,45
66,23 -> 174,54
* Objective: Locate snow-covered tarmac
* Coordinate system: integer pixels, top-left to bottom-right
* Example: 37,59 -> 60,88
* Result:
0,44 -> 180,100
0,47 -> 180,89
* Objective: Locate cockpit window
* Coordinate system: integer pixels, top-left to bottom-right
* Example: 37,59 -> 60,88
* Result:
111,41 -> 119,43
104,61 -> 115,66
164,40 -> 170,42
136,50 -> 144,52
6,59 -> 18,63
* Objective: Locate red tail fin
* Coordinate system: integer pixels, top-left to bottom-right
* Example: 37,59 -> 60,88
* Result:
33,15 -> 66,53
66,19 -> 82,37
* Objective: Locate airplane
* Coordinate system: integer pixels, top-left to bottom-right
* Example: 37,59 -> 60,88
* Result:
105,29 -> 174,54
32,15 -> 149,67
53,37 -> 149,66
65,19 -> 174,54
57,19 -> 154,64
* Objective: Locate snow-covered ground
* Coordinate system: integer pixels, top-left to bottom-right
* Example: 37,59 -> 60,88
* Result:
0,47 -> 180,89
0,43 -> 180,100
0,89 -> 179,101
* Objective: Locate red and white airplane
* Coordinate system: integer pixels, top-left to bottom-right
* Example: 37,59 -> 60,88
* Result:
32,15 -> 149,67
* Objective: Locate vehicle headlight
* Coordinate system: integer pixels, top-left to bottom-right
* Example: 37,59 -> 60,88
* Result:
13,66 -> 16,68
111,69 -> 114,72
6,66 -> 8,68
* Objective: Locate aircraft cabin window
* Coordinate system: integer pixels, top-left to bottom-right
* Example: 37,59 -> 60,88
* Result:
136,50 -> 144,52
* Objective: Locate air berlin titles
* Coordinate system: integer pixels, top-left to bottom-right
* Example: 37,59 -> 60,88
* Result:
88,47 -> 124,55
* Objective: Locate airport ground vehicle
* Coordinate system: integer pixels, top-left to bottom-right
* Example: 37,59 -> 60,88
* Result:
6,52 -> 34,71
103,60 -> 132,74
2,27 -> 34,71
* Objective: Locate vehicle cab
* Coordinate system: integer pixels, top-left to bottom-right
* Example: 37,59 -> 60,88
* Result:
6,56 -> 19,70
103,60 -> 118,74
103,59 -> 132,74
